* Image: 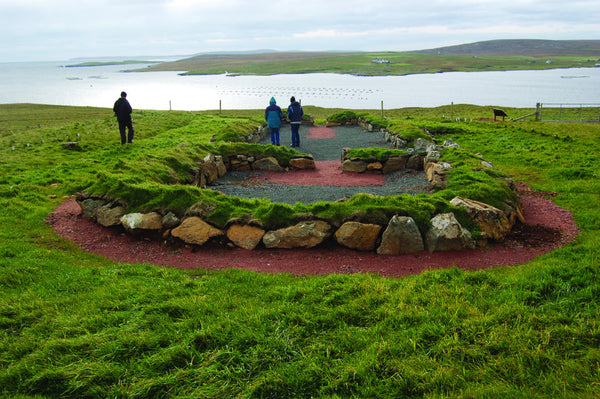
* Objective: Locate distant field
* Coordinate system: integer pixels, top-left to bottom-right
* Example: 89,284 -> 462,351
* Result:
66,60 -> 160,67
142,49 -> 599,76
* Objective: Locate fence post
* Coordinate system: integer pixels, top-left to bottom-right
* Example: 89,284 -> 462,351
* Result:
381,100 -> 384,120
450,102 -> 454,120
535,103 -> 541,121
219,100 -> 222,114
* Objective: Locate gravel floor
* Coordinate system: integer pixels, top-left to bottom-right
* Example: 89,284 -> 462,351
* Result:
208,125 -> 430,204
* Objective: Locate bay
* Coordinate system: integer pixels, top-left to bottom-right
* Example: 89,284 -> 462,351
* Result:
0,61 -> 598,110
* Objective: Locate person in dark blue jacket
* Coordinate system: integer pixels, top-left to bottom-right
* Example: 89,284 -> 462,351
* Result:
265,97 -> 283,145
287,96 -> 303,147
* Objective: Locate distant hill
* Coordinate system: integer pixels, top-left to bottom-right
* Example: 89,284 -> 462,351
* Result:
415,39 -> 600,57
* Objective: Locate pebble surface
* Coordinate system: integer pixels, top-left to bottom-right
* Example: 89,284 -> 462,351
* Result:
209,125 -> 430,204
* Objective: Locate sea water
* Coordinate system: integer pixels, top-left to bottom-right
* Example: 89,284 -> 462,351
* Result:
0,61 -> 598,110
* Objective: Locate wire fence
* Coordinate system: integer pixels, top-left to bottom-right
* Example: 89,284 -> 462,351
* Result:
538,103 -> 600,122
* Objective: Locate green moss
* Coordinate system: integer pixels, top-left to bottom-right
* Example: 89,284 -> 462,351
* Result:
358,114 -> 388,129
386,121 -> 431,142
327,110 -> 358,124
345,147 -> 407,162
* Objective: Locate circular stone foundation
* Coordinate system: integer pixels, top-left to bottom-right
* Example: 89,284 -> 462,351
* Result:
55,124 -> 580,275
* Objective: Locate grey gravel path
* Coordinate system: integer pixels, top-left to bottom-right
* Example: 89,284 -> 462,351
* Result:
209,125 -> 430,204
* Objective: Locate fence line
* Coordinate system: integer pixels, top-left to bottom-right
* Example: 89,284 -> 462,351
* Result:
538,103 -> 600,122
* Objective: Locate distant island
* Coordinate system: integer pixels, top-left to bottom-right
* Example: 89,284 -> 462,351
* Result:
66,60 -> 161,67
137,39 -> 600,77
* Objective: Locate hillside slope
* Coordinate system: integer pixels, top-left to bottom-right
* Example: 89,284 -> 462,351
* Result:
415,39 -> 600,56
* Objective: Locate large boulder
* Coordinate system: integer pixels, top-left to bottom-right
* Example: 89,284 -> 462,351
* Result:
366,161 -> 383,172
78,198 -> 106,220
425,162 -> 452,190
425,213 -> 476,252
334,222 -> 382,251
162,212 -> 180,229
289,157 -> 316,169
425,162 -> 452,181
121,212 -> 163,233
377,215 -> 424,255
342,159 -> 367,173
227,224 -> 266,250
406,153 -> 423,170
202,153 -> 219,184
171,216 -> 224,245
450,197 -> 512,241
263,221 -> 332,249
413,138 -> 435,151
382,154 -> 408,174
253,156 -> 284,172
96,205 -> 125,227
215,155 -> 227,177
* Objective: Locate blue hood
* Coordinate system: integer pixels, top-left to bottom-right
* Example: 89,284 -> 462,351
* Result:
269,97 -> 276,105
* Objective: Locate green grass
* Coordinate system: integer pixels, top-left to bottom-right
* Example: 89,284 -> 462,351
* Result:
1,104 -> 599,398
142,51 -> 599,76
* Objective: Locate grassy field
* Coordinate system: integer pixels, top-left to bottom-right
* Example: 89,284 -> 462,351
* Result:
142,51 -> 599,76
0,103 -> 599,398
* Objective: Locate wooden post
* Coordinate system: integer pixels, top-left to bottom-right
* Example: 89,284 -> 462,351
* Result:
219,100 -> 222,114
169,100 -> 172,111
381,100 -> 384,120
535,103 -> 540,121
450,102 -> 454,120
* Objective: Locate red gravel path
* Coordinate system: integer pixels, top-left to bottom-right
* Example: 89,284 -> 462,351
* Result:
306,125 -> 337,139
47,182 -> 579,277
250,161 -> 386,186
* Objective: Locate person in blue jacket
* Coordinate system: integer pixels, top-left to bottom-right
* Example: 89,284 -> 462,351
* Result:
265,97 -> 283,145
287,96 -> 303,147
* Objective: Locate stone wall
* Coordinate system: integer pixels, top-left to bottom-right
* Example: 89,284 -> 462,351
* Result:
77,187 -> 523,255
76,121 -> 524,256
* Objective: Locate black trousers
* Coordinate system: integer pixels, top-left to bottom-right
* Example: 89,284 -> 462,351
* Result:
118,118 -> 134,144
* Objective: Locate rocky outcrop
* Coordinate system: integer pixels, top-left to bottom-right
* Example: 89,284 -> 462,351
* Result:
406,153 -> 424,170
121,212 -> 163,233
450,196 -> 512,241
377,215 -> 424,255
79,198 -> 106,220
226,224 -> 266,250
171,216 -> 224,245
289,157 -> 316,169
425,213 -> 476,252
425,161 -> 452,190
334,222 -> 382,251
413,138 -> 436,151
162,212 -> 180,229
96,204 -> 125,227
252,156 -> 285,172
342,159 -> 367,173
382,154 -> 409,174
263,221 -> 332,249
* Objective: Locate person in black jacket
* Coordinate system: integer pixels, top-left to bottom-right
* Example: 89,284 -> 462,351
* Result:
287,96 -> 303,147
113,91 -> 134,144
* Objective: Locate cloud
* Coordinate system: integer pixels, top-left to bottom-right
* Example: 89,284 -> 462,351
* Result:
0,0 -> 598,61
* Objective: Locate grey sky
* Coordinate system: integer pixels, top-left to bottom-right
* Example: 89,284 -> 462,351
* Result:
1,0 -> 598,62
